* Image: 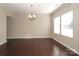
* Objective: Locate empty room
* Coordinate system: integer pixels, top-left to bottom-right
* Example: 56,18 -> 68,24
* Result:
0,3 -> 79,56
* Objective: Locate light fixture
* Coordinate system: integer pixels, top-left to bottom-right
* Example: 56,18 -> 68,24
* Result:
27,5 -> 36,21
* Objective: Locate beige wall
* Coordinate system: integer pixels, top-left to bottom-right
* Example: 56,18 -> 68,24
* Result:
0,11 -> 7,44
51,4 -> 79,54
7,14 -> 51,38
0,6 -> 13,45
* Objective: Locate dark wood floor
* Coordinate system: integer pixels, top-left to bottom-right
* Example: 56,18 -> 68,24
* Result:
0,38 -> 78,56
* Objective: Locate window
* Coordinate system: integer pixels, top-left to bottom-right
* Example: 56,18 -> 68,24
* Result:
54,11 -> 73,38
61,11 -> 73,38
54,16 -> 60,34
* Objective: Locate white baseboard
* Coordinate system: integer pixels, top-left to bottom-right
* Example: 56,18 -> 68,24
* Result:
0,40 -> 7,45
7,36 -> 51,39
51,37 -> 79,55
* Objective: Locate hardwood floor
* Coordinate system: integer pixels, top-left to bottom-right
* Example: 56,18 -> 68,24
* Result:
0,38 -> 78,56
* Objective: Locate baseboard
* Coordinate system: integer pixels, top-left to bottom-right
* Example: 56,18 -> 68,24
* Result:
0,40 -> 7,45
51,37 -> 79,55
7,36 -> 51,39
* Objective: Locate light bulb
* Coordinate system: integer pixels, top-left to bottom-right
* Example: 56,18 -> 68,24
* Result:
32,14 -> 36,18
28,14 -> 32,18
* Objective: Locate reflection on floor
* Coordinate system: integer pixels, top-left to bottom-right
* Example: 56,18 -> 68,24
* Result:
0,38 -> 78,56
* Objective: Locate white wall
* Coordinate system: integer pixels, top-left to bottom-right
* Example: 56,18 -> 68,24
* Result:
7,14 -> 51,38
51,4 -> 79,54
0,6 -> 13,45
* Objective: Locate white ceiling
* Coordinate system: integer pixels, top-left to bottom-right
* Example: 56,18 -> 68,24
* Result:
0,3 -> 62,14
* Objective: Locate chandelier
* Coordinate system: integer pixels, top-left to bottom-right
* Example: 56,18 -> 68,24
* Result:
27,5 -> 36,21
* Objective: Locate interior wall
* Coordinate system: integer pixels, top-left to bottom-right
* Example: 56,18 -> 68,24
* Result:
0,11 -> 7,44
0,6 -> 13,45
7,14 -> 51,38
51,4 -> 79,54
